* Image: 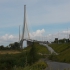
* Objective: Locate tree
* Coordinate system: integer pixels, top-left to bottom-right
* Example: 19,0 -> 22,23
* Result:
29,42 -> 38,64
0,45 -> 4,50
9,42 -> 20,50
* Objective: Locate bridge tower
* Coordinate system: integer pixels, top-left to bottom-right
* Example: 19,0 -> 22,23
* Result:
20,5 -> 30,49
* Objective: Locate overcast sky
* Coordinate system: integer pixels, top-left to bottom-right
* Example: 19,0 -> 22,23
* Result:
0,0 -> 70,46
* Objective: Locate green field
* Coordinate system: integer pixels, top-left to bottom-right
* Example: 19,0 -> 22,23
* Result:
48,43 -> 70,63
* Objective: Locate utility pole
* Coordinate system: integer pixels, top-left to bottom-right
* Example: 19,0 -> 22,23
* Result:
58,31 -> 59,44
67,27 -> 68,43
19,25 -> 20,42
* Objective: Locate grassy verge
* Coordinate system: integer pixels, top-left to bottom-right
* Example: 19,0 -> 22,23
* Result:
15,60 -> 48,70
48,43 -> 70,63
48,43 -> 70,53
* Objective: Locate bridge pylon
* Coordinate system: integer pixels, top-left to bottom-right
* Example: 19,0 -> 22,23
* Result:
20,5 -> 30,49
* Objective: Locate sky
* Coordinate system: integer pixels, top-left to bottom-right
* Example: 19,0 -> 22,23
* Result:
0,0 -> 70,46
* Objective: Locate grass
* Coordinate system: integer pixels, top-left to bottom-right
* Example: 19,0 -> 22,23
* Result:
0,50 -> 21,54
35,43 -> 50,54
23,42 -> 50,54
48,43 -> 70,53
57,48 -> 70,63
15,60 -> 48,70
48,43 -> 70,63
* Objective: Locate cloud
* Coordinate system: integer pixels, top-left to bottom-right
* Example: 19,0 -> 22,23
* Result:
1,34 -> 15,41
25,29 -> 70,42
63,30 -> 70,34
0,29 -> 70,46
29,29 -> 70,42
45,30 -> 70,42
0,29 -> 45,46
29,29 -> 45,38
0,34 -> 18,46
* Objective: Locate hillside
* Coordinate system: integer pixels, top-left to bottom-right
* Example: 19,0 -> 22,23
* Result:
24,42 -> 50,54
48,43 -> 70,63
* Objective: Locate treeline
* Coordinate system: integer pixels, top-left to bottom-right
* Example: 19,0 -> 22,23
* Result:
52,38 -> 70,43
0,42 -> 20,50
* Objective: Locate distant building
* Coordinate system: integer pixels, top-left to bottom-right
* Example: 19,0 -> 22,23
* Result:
55,38 -> 58,43
55,38 -> 58,41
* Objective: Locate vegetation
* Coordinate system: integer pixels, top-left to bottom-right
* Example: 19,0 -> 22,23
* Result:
24,42 -> 50,54
28,42 -> 38,64
15,60 -> 48,70
53,38 -> 70,44
0,53 -> 26,70
0,42 -> 49,70
48,43 -> 70,53
0,50 -> 21,54
48,43 -> 70,63
0,42 -> 20,50
24,60 -> 48,70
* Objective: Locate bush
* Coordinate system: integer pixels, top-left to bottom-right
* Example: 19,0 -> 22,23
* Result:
48,53 -> 58,61
28,42 -> 39,64
25,60 -> 48,70
0,58 -> 16,70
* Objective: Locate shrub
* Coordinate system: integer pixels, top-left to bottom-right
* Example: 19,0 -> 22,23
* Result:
31,60 -> 48,70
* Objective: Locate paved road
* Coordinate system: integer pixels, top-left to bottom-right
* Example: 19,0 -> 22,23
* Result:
40,43 -> 70,70
46,61 -> 70,70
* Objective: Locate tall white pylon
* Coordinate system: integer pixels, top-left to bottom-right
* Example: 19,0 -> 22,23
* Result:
21,5 -> 30,48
